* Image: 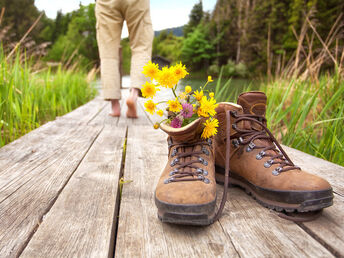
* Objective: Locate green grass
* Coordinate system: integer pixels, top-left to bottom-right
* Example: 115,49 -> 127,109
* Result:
212,69 -> 344,166
0,52 -> 97,146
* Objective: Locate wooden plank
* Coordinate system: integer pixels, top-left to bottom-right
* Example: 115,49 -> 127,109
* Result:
282,146 -> 344,256
0,121 -> 99,202
58,96 -> 107,125
299,194 -> 344,257
283,145 -> 344,195
115,126 -> 239,257
0,97 -> 106,175
0,124 -> 102,257
21,125 -> 126,257
217,187 -> 333,257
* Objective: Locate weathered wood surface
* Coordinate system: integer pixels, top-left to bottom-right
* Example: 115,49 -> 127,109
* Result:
21,126 -> 126,258
0,89 -> 343,257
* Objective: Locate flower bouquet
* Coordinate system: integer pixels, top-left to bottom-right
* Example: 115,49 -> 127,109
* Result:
141,61 -> 219,139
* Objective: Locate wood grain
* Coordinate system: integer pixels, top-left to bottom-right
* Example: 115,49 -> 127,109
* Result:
59,96 -> 107,125
21,126 -> 125,258
217,187 -> 334,257
0,124 -> 101,257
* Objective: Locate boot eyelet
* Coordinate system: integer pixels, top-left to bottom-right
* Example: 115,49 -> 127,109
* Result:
256,151 -> 265,160
203,170 -> 208,176
264,160 -> 273,168
232,139 -> 239,148
203,178 -> 210,184
198,158 -> 208,166
198,157 -> 208,166
230,110 -> 238,117
207,138 -> 212,145
202,147 -> 210,155
272,167 -> 282,176
171,148 -> 177,157
164,178 -> 173,184
239,137 -> 244,143
246,142 -> 255,152
170,158 -> 179,167
169,169 -> 178,176
197,175 -> 204,180
232,124 -> 237,130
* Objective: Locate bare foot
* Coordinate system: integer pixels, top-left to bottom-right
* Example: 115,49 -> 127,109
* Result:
126,88 -> 139,118
109,99 -> 120,117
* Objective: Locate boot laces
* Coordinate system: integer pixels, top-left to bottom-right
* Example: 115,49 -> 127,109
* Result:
164,112 -> 232,223
165,138 -> 213,184
230,111 -> 300,175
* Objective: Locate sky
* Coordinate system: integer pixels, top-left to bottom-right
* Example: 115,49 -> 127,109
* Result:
34,0 -> 217,38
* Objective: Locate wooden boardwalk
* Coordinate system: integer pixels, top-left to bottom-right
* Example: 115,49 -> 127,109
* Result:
0,89 -> 343,257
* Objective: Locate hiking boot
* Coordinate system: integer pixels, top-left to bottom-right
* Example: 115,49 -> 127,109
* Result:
155,118 -> 230,225
214,91 -> 333,214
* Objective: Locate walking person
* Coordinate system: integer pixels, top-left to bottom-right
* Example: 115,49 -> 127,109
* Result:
95,0 -> 154,118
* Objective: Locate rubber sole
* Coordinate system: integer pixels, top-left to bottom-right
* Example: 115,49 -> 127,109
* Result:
215,165 -> 333,213
155,196 -> 216,226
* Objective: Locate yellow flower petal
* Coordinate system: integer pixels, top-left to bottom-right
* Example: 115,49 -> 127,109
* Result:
201,118 -> 219,139
172,62 -> 189,80
167,98 -> 182,113
141,81 -> 159,98
144,99 -> 157,115
193,90 -> 204,101
157,110 -> 164,116
197,96 -> 218,117
185,85 -> 192,93
142,61 -> 160,80
209,92 -> 214,98
156,66 -> 179,88
208,76 -> 214,82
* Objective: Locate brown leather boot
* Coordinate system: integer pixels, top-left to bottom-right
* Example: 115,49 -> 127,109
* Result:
155,118 -> 230,225
214,91 -> 333,215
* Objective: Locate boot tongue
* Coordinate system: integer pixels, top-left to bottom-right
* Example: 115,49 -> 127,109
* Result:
161,118 -> 205,143
237,92 -> 280,159
237,91 -> 267,117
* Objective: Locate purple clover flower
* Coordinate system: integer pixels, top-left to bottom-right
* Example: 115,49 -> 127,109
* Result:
180,103 -> 193,118
171,117 -> 182,128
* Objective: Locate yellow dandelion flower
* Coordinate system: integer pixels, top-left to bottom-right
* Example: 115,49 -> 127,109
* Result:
193,90 -> 204,101
185,85 -> 192,93
157,110 -> 164,116
141,81 -> 159,98
167,98 -> 182,113
153,123 -> 160,129
142,61 -> 160,80
197,96 -> 218,117
156,67 -> 178,88
172,62 -> 189,80
201,118 -> 219,139
144,99 -> 157,115
209,92 -> 214,98
208,76 -> 214,82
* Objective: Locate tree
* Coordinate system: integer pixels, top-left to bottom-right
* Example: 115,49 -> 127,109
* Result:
183,1 -> 203,36
46,4 -> 98,68
181,25 -> 215,69
0,0 -> 43,42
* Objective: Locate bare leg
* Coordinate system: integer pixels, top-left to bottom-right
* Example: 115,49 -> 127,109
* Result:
109,99 -> 121,117
126,88 -> 139,118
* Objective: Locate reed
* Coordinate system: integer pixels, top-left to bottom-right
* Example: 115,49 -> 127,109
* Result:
0,50 -> 97,146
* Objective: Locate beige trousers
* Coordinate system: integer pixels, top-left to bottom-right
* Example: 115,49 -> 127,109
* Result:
95,0 -> 154,100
